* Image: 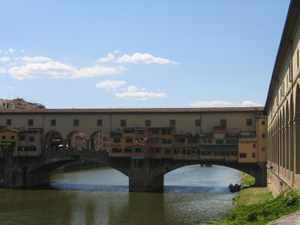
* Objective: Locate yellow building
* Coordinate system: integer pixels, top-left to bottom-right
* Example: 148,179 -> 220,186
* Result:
256,116 -> 267,163
238,116 -> 267,163
238,137 -> 258,163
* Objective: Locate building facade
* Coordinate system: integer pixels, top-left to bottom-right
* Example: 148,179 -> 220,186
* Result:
0,108 -> 266,165
265,0 -> 300,194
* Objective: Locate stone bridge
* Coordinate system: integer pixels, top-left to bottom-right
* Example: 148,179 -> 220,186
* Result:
0,107 -> 267,192
0,149 -> 266,193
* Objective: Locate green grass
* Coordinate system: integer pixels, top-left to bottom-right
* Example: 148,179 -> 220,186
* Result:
201,189 -> 300,225
234,188 -> 273,206
241,173 -> 256,187
199,173 -> 300,225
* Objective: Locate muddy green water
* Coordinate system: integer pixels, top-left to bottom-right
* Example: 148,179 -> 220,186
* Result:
0,165 -> 240,225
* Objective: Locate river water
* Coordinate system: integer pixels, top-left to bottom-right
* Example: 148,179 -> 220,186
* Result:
0,165 -> 240,225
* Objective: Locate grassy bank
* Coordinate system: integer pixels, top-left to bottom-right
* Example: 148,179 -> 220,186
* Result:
202,175 -> 300,225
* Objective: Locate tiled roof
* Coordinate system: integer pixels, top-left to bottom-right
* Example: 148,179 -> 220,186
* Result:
0,107 -> 264,114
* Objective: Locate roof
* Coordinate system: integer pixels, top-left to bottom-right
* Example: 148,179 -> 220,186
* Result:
265,0 -> 300,111
0,107 -> 264,115
0,128 -> 18,133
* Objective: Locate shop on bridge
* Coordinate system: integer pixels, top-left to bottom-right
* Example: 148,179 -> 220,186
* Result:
15,128 -> 43,157
0,128 -> 18,157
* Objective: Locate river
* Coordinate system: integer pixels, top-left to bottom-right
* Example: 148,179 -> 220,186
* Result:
0,165 -> 241,225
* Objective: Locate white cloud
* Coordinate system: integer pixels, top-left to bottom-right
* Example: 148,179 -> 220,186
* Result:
190,100 -> 262,108
74,66 -> 124,79
20,56 -> 53,63
8,61 -> 123,80
98,52 -> 176,65
115,85 -> 167,100
96,80 -> 127,91
0,49 -> 176,82
0,67 -> 6,74
0,53 -> 124,80
96,79 -> 167,100
8,48 -> 16,54
0,57 -> 10,63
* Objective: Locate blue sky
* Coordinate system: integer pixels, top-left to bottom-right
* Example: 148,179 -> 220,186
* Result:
0,0 -> 290,108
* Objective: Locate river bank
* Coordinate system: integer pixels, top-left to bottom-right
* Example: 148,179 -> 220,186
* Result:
204,175 -> 300,225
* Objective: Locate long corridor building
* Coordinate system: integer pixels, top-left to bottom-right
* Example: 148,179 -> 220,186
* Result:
265,0 -> 300,194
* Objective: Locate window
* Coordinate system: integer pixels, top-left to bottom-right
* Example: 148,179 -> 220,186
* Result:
29,136 -> 35,142
50,119 -> 56,127
73,119 -> 79,127
113,137 -> 121,143
262,133 -> 266,138
165,149 -> 171,154
220,119 -> 227,128
120,120 -> 127,127
195,119 -> 201,127
19,135 -> 25,141
253,143 -> 256,148
6,119 -> 11,126
261,121 -> 266,125
297,49 -> 299,69
169,120 -> 176,127
281,83 -> 285,96
246,118 -> 253,126
289,61 -> 293,82
11,136 -> 15,140
239,153 -> 247,158
28,119 -> 34,127
2,136 -> 6,140
145,120 -> 151,127
97,119 -> 103,127
126,137 -> 133,143
252,153 -> 256,158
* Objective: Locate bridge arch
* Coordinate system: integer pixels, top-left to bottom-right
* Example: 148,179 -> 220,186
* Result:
44,130 -> 64,152
296,85 -> 300,173
285,102 -> 290,171
128,160 -> 266,192
290,94 -> 295,173
29,157 -> 129,176
90,130 -> 106,152
164,162 -> 265,183
281,105 -> 286,168
25,155 -> 130,188
164,164 -> 251,188
67,130 -> 89,151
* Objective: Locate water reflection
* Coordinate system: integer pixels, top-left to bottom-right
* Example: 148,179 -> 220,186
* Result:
128,193 -> 165,225
0,165 -> 240,225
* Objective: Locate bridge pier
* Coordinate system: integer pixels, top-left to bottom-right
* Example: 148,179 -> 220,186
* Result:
129,174 -> 164,193
253,163 -> 268,187
2,166 -> 27,188
0,155 -> 51,188
254,167 -> 268,187
129,159 -> 164,193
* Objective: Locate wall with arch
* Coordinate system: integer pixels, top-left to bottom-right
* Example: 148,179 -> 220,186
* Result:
266,1 -> 300,190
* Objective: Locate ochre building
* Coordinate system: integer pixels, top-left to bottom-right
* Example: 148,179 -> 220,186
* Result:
265,0 -> 300,194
